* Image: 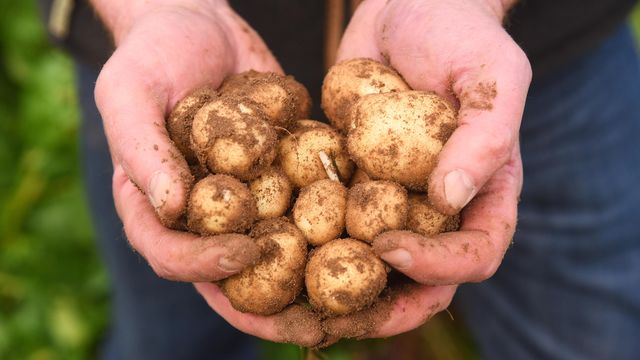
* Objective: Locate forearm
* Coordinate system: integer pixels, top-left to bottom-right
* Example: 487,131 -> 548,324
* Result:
89,0 -> 228,44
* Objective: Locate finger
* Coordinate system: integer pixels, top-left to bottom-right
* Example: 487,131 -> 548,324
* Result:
113,165 -> 260,282
195,282 -> 325,347
335,0 -> 387,63
322,283 -> 456,340
95,50 -> 199,226
373,148 -> 522,284
427,45 -> 531,214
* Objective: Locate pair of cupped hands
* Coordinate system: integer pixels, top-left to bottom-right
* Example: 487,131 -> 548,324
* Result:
92,0 -> 531,347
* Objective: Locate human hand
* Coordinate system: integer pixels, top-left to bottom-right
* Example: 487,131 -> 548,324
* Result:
92,0 -> 322,346
324,0 -> 531,339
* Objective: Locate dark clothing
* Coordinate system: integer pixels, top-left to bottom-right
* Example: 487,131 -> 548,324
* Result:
39,0 -> 639,78
508,0 -> 639,77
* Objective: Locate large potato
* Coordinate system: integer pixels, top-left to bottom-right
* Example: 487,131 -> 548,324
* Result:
293,179 -> 347,246
305,238 -> 387,316
219,71 -> 311,129
321,58 -> 410,132
187,175 -> 257,235
345,180 -> 408,243
278,120 -> 354,188
166,86 -> 217,164
191,96 -> 277,181
221,218 -> 307,315
347,91 -> 457,191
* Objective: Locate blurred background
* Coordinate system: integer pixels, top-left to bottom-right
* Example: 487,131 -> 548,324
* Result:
1,1 -> 640,359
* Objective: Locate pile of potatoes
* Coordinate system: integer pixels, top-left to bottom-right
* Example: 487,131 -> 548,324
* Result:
165,59 -> 460,319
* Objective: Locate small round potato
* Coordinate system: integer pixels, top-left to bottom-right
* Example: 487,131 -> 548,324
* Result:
278,120 -> 354,188
187,175 -> 257,235
191,96 -> 277,181
249,167 -> 293,220
219,70 -> 312,129
305,238 -> 387,316
346,181 -> 408,243
348,91 -> 457,191
221,218 -> 307,315
166,86 -> 217,164
293,179 -> 347,246
407,193 -> 460,236
321,58 -> 410,132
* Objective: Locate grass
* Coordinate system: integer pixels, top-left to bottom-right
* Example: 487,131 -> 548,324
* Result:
1,1 -> 640,359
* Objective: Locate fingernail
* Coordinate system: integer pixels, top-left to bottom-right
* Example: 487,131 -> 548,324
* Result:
149,171 -> 171,209
444,169 -> 476,210
217,257 -> 245,273
380,249 -> 413,269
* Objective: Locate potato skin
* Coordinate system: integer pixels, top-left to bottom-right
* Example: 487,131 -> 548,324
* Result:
221,218 -> 307,315
347,91 -> 457,191
278,120 -> 354,188
166,86 -> 217,164
407,193 -> 461,236
345,181 -> 408,243
305,238 -> 387,316
219,70 -> 311,129
186,175 -> 257,235
249,167 -> 293,220
321,58 -> 410,133
191,96 -> 277,181
293,179 -> 347,246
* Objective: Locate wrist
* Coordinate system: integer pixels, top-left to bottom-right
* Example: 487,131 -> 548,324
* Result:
90,0 -> 229,44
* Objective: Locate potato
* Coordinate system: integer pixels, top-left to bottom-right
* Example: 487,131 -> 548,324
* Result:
305,238 -> 386,316
221,218 -> 307,315
348,167 -> 371,187
219,70 -> 312,129
293,179 -> 347,246
347,91 -> 457,191
346,180 -> 408,243
278,120 -> 354,188
191,96 -> 277,181
187,175 -> 257,235
321,58 -> 410,132
249,167 -> 293,220
166,86 -> 217,164
407,193 -> 461,236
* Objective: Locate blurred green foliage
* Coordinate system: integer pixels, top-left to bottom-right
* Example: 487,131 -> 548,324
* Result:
1,1 -> 640,359
0,1 -> 108,359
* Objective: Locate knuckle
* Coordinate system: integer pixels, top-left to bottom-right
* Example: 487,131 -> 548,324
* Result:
476,258 -> 501,281
481,124 -> 514,161
150,261 -> 175,280
94,63 -> 116,107
146,242 -> 182,281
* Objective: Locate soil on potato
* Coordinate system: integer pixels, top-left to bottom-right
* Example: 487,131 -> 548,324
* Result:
197,96 -> 276,180
186,174 -> 257,235
318,273 -> 421,347
167,86 -> 217,164
220,70 -> 306,129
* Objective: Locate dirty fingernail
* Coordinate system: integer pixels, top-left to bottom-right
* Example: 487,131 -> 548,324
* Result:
444,169 -> 476,210
380,249 -> 413,269
149,171 -> 171,209
217,257 -> 245,273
